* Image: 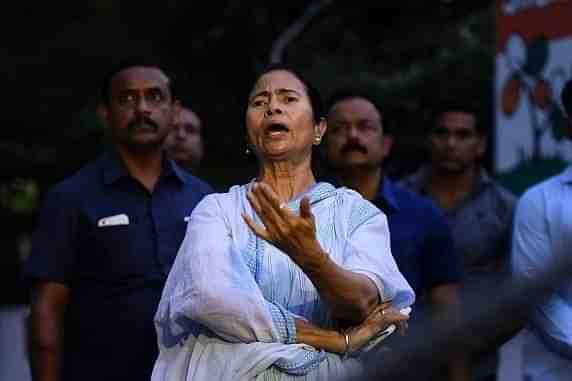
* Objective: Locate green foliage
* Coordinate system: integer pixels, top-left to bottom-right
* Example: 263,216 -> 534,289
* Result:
0,179 -> 39,214
3,2 -> 497,185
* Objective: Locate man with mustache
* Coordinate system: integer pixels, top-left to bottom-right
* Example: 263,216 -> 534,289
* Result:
322,88 -> 467,381
25,57 -> 213,381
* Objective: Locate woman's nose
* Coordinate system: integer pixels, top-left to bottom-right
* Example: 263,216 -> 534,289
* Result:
265,99 -> 283,115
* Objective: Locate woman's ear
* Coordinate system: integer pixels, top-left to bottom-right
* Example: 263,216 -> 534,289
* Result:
314,117 -> 327,145
244,134 -> 254,156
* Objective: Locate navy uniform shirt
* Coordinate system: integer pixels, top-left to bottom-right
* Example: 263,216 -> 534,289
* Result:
25,148 -> 212,381
324,176 -> 462,303
372,178 -> 462,302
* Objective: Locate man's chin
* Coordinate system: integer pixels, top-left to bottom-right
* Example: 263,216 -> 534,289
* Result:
435,161 -> 467,173
172,153 -> 194,163
334,160 -> 378,171
121,137 -> 165,153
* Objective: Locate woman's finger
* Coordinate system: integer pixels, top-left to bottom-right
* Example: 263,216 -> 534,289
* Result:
383,307 -> 409,320
366,308 -> 409,334
256,183 -> 300,221
255,183 -> 285,215
299,197 -> 314,222
381,308 -> 410,322
246,190 -> 263,215
250,187 -> 284,233
368,304 -> 385,319
248,189 -> 282,229
380,300 -> 392,309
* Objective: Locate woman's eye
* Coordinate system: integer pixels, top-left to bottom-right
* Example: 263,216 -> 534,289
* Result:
286,96 -> 298,103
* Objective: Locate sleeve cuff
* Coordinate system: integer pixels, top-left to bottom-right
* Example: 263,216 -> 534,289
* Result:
267,302 -> 297,344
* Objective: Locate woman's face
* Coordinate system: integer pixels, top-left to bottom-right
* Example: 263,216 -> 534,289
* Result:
246,70 -> 322,163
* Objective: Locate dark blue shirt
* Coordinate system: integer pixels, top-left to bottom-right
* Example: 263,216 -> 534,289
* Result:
25,149 -> 212,381
375,178 -> 462,301
324,177 -> 462,302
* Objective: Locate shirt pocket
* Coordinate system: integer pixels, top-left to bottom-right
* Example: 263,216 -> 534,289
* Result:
82,223 -> 135,280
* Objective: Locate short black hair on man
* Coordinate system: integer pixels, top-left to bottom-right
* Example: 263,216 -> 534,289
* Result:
326,87 -> 390,135
249,62 -> 324,124
430,98 -> 486,134
98,55 -> 180,105
561,78 -> 572,117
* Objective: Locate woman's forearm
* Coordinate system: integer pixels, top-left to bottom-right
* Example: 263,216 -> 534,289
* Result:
296,246 -> 379,325
295,318 -> 345,353
295,304 -> 408,356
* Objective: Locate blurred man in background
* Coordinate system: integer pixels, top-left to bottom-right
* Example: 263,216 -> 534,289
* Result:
401,99 -> 516,381
164,105 -> 204,174
323,88 -> 467,381
510,78 -> 572,381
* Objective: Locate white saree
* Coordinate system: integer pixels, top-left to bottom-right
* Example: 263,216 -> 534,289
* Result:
152,182 -> 415,380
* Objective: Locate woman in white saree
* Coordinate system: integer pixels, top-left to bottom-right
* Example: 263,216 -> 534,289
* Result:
152,63 -> 415,380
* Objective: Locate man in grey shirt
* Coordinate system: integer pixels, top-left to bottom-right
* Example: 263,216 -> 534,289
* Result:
401,99 -> 516,381
401,100 -> 515,286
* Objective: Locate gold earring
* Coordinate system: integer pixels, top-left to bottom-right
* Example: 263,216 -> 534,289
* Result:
314,136 -> 322,145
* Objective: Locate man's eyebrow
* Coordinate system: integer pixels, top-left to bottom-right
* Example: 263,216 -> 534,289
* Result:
119,86 -> 165,93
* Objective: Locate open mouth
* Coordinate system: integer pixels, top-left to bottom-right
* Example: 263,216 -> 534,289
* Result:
264,122 -> 289,137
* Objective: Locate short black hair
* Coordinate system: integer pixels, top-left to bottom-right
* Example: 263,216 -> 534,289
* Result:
429,99 -> 485,134
98,55 -> 180,105
561,78 -> 572,116
249,62 -> 324,124
325,87 -> 390,135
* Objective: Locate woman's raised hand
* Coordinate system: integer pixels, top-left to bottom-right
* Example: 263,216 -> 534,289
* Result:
242,182 -> 323,263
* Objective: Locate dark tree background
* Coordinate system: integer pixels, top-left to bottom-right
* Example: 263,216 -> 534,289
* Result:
1,1 -> 495,190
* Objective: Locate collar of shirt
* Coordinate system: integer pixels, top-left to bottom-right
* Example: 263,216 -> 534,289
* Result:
320,174 -> 399,215
405,164 -> 491,199
374,177 -> 400,215
100,147 -> 188,186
